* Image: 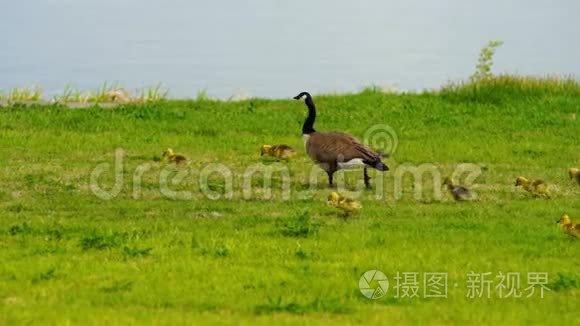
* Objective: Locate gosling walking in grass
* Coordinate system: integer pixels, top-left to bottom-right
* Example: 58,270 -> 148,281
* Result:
515,176 -> 550,198
442,177 -> 473,201
568,168 -> 580,185
162,148 -> 187,164
260,144 -> 297,161
557,214 -> 579,238
327,191 -> 361,217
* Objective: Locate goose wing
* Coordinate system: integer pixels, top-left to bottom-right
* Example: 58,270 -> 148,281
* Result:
307,132 -> 381,163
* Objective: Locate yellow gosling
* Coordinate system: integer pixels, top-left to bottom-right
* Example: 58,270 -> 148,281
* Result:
568,168 -> 580,185
515,176 -> 532,191
557,214 -> 579,238
515,176 -> 550,198
162,148 -> 187,164
260,145 -> 272,156
261,144 -> 297,161
531,179 -> 550,198
327,191 -> 361,217
442,177 -> 472,201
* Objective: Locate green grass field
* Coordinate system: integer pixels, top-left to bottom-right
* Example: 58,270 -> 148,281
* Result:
1,78 -> 579,324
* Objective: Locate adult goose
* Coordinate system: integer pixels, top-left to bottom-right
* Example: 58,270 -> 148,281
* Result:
293,91 -> 389,188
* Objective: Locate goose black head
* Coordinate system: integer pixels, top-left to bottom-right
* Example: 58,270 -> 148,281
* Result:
293,91 -> 316,112
293,92 -> 311,100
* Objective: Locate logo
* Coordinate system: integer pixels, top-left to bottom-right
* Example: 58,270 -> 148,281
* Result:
359,270 -> 389,299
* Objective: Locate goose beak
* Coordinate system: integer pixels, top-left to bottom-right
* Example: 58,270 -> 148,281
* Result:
293,95 -> 301,100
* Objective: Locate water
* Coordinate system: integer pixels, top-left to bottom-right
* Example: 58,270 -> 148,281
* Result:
1,0 -> 578,99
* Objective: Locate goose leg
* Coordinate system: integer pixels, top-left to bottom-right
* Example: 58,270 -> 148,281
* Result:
325,163 -> 338,188
363,167 -> 371,188
327,171 -> 335,187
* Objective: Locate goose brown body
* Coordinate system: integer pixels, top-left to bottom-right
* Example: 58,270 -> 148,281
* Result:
294,92 -> 388,188
305,132 -> 384,167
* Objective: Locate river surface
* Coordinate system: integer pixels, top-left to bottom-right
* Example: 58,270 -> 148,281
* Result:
1,0 -> 578,98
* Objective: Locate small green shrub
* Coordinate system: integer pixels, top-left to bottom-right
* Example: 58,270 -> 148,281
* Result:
101,280 -> 133,293
32,268 -> 58,283
471,40 -> 504,81
279,210 -> 320,238
549,273 -> 580,291
80,232 -> 122,250
122,246 -> 152,258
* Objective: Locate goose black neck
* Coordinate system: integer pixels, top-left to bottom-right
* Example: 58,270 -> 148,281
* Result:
301,95 -> 316,134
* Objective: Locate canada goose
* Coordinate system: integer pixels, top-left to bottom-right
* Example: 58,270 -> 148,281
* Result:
293,92 -> 388,188
442,177 -> 472,201
569,168 -> 580,184
515,176 -> 550,198
260,144 -> 297,161
162,148 -> 187,164
556,214 -> 579,238
327,191 -> 361,216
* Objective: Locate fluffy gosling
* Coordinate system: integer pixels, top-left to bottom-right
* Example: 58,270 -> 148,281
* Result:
442,177 -> 472,201
327,191 -> 361,217
162,148 -> 187,164
568,168 -> 580,185
557,214 -> 579,238
515,176 -> 550,198
261,144 -> 297,161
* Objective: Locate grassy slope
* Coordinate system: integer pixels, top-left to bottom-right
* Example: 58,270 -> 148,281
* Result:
0,81 -> 579,324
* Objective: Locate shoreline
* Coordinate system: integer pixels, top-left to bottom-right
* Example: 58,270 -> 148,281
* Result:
2,74 -> 579,109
